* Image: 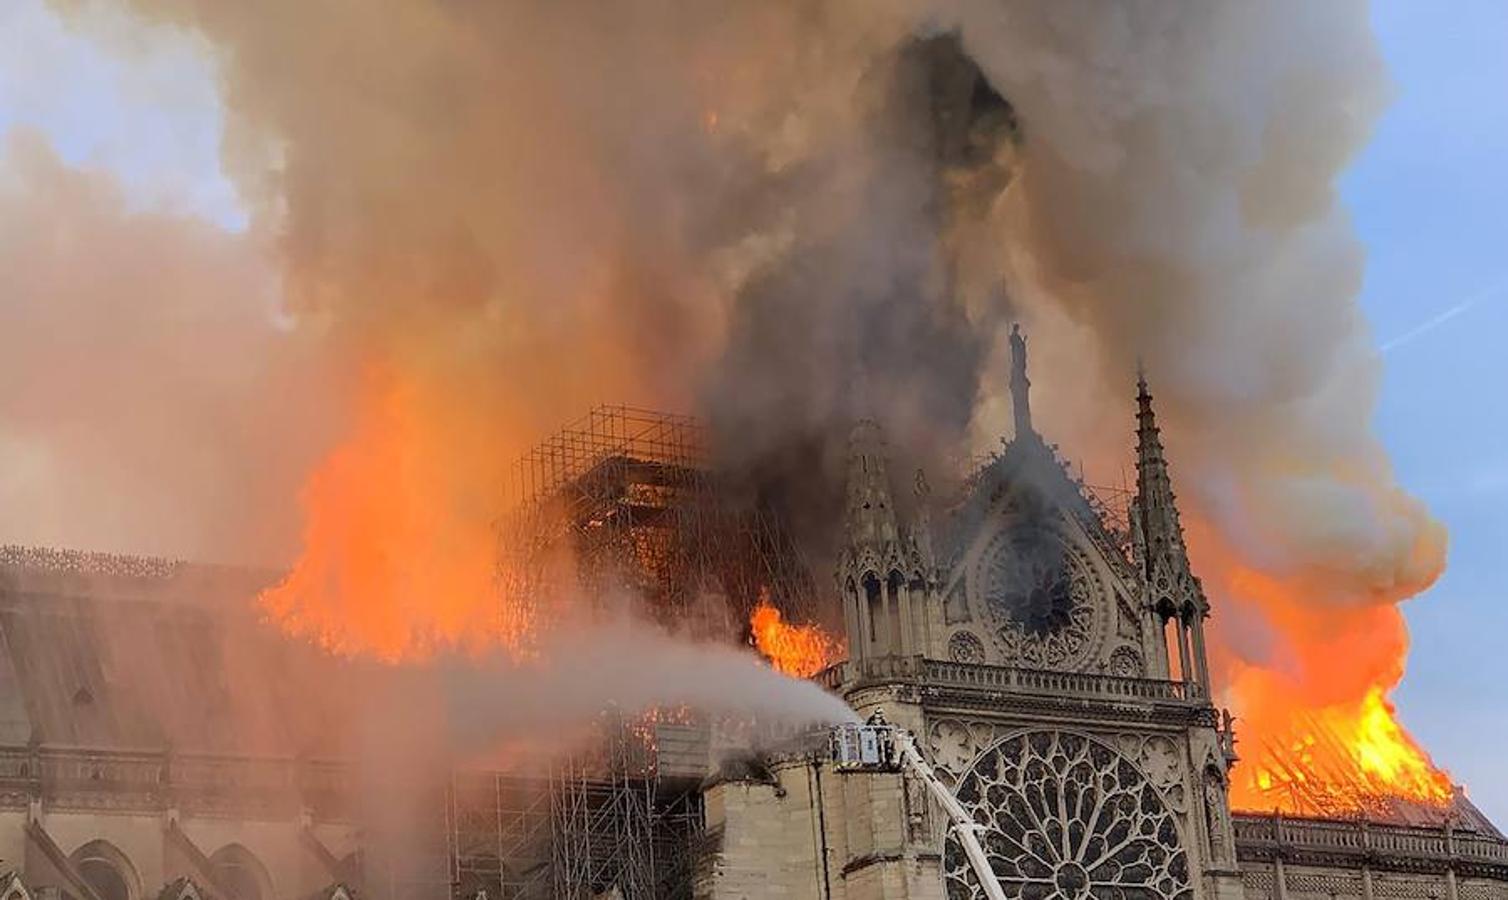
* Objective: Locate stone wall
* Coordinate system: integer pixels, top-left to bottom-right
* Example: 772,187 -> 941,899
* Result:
699,754 -> 944,900
1240,861 -> 1508,900
11,809 -> 355,899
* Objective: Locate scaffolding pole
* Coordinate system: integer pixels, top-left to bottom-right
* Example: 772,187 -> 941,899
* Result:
454,406 -> 796,898
500,404 -> 824,643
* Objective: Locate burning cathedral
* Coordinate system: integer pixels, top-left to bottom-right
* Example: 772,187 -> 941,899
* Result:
0,327 -> 1504,900
689,330 -> 1508,900
0,19 -> 1502,900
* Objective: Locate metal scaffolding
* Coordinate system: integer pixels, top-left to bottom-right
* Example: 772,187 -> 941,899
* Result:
446,714 -> 707,899
445,406 -> 820,899
546,712 -> 706,899
448,770 -> 554,898
502,404 -> 823,638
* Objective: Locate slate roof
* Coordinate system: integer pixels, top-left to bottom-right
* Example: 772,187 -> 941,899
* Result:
0,547 -> 355,756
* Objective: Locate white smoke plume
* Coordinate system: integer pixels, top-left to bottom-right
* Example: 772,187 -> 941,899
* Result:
441,619 -> 858,753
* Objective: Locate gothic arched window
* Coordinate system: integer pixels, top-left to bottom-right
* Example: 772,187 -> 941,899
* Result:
69,840 -> 140,900
863,574 -> 882,643
942,731 -> 1190,900
208,844 -> 274,900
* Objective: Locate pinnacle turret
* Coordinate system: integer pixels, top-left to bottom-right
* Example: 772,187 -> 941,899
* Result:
1132,372 -> 1206,617
837,418 -> 932,662
843,419 -> 900,550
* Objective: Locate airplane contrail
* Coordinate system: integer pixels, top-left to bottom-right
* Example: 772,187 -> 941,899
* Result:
1380,275 -> 1508,353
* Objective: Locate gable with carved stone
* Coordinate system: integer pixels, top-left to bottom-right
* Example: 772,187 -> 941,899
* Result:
934,448 -> 1148,678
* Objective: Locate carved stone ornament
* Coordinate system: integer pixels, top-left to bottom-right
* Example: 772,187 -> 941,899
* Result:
977,527 -> 1099,670
942,730 -> 1191,900
931,720 -> 979,776
949,630 -> 987,664
1202,769 -> 1230,861
1108,646 -> 1144,678
0,871 -> 30,900
1136,736 -> 1179,789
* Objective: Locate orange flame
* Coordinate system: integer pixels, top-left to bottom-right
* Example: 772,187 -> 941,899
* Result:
749,594 -> 842,678
259,363 -> 535,662
1232,686 -> 1452,813
1348,689 -> 1451,799
262,359 -> 1453,817
1195,535 -> 1453,815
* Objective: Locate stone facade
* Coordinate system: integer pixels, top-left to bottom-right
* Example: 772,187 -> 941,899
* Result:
0,334 -> 1503,900
0,547 -> 361,900
1233,815 -> 1508,900
697,332 -> 1508,900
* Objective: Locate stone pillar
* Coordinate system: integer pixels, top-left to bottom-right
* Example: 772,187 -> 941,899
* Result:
914,581 -> 926,656
1143,608 -> 1166,679
898,581 -> 914,656
918,582 -> 935,657
1447,867 -> 1460,900
843,583 -> 862,664
1191,614 -> 1211,695
1361,866 -> 1374,900
857,578 -> 874,662
1176,619 -> 1194,685
1274,856 -> 1289,900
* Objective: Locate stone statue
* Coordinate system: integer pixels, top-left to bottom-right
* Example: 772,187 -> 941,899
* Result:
1009,323 -> 1034,437
1205,769 -> 1230,860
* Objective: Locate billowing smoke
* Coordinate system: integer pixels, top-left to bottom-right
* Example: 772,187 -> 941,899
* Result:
14,0 -> 1446,801
933,1 -> 1448,802
0,129 -> 342,563
443,618 -> 858,747
346,612 -> 856,887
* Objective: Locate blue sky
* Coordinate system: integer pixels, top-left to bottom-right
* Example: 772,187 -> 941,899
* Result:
1350,1 -> 1508,822
0,0 -> 240,227
0,0 -> 1503,820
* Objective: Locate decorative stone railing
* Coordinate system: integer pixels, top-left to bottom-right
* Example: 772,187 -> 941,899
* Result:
811,655 -> 924,689
813,656 -> 1202,703
0,740 -> 704,820
1234,812 -> 1508,871
0,745 -> 357,818
0,545 -> 186,579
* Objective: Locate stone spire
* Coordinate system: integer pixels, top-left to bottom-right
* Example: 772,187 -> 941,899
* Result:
843,419 -> 900,550
1132,371 -> 1206,616
1009,323 -> 1034,440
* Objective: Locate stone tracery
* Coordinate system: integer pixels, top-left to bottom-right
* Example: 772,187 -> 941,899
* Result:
942,730 -> 1191,900
949,631 -> 987,664
979,528 -> 1099,670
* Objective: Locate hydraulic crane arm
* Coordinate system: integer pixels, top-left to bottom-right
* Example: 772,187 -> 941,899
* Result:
893,731 -> 1008,900
830,722 -> 1006,900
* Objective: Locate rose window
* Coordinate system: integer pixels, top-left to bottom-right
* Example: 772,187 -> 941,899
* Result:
942,731 -> 1190,900
1108,646 -> 1144,678
980,530 -> 1097,669
949,631 -> 987,664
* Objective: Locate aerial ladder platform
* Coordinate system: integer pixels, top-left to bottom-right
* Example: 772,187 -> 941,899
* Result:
828,714 -> 1007,900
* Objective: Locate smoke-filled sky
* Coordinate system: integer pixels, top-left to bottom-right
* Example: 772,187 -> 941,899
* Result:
0,0 -> 1503,818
